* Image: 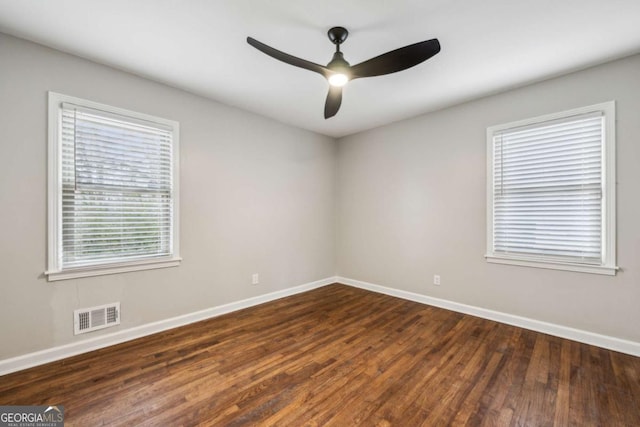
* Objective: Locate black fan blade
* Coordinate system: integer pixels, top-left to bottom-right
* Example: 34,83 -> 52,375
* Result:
247,37 -> 330,78
350,39 -> 440,79
324,86 -> 342,119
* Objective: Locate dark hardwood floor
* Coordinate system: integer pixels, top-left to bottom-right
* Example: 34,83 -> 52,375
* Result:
1,284 -> 639,426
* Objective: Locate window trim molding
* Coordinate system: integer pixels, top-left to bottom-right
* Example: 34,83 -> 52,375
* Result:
46,92 -> 181,281
485,101 -> 617,275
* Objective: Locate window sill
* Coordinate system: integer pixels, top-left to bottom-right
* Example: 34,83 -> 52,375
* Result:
485,254 -> 618,276
45,257 -> 182,281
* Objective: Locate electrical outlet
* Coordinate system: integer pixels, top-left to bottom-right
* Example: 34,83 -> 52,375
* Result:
252,273 -> 259,285
433,275 -> 441,286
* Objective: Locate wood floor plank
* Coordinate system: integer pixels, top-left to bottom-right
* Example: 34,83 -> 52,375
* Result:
1,284 -> 639,426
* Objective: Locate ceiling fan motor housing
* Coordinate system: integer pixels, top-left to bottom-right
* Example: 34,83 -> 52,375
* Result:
328,51 -> 350,69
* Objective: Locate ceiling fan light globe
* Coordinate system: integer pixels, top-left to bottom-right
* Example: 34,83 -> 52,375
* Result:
328,73 -> 349,87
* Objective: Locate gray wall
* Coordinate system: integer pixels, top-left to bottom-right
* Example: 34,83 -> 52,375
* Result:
2,31 -> 639,363
337,54 -> 640,343
0,34 -> 336,359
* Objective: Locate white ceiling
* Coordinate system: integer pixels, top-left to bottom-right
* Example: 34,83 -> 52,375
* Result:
1,1 -> 639,138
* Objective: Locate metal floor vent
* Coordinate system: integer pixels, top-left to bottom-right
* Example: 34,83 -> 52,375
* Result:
74,302 -> 120,335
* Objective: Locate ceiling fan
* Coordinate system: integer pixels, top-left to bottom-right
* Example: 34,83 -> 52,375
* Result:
247,27 -> 440,119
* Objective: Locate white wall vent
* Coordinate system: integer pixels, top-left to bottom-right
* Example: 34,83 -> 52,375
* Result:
74,302 -> 120,335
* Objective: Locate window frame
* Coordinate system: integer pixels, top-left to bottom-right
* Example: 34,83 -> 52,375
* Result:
485,101 -> 617,275
46,92 -> 181,281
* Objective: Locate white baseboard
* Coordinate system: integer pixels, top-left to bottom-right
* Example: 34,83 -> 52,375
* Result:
3,275 -> 637,376
337,276 -> 640,358
0,277 -> 337,376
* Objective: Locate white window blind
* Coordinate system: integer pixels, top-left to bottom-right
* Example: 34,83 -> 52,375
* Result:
61,104 -> 174,267
493,112 -> 603,262
47,92 -> 180,280
486,102 -> 616,275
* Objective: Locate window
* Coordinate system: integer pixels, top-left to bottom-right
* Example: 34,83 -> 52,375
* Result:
47,92 -> 180,281
486,102 -> 616,275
